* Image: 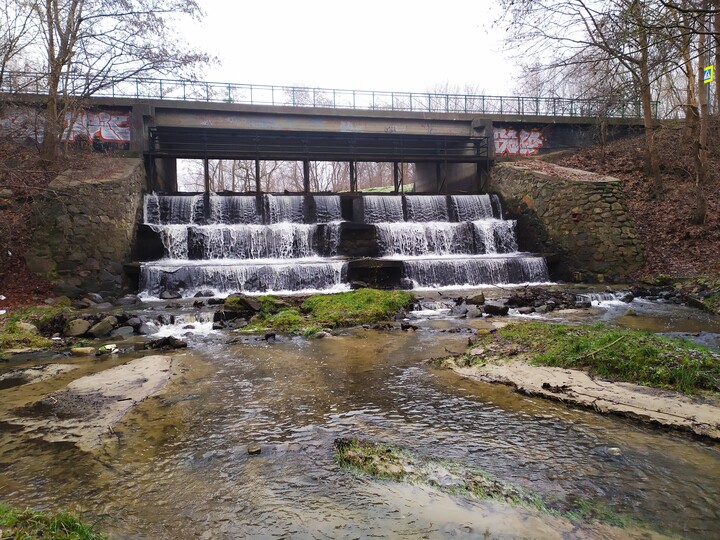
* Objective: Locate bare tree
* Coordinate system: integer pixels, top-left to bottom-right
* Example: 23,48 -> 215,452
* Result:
7,0 -> 211,161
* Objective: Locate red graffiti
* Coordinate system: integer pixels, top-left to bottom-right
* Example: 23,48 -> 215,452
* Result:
494,127 -> 544,156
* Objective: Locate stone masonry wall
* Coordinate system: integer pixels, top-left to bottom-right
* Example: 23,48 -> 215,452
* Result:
25,158 -> 145,297
488,162 -> 645,282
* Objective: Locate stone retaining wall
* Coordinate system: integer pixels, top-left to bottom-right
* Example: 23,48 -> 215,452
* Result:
25,158 -> 145,296
488,162 -> 645,282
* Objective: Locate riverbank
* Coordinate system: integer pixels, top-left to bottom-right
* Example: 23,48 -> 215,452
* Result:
439,321 -> 720,440
0,503 -> 106,539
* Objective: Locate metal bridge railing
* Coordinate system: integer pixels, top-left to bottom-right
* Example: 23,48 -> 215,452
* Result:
0,71 -> 653,119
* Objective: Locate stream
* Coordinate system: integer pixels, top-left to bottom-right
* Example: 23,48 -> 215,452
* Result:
1,293 -> 719,538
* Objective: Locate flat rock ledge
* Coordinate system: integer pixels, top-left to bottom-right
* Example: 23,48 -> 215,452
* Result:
6,355 -> 174,451
451,361 -> 720,441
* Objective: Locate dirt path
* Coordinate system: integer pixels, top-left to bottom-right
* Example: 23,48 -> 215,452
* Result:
448,358 -> 720,441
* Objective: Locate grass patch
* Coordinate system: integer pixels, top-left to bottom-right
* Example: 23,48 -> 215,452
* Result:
471,322 -> 720,394
0,503 -> 106,539
0,305 -> 69,351
301,289 -> 412,328
241,289 -> 413,335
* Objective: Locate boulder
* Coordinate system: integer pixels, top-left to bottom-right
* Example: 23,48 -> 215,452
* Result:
70,347 -> 96,356
451,305 -> 469,317
138,322 -> 159,335
399,278 -> 414,290
618,292 -> 634,303
518,306 -> 535,315
224,294 -> 262,312
64,318 -> 91,337
126,317 -> 142,329
16,322 -> 39,335
110,326 -> 135,338
115,295 -> 140,306
86,292 -> 104,303
194,290 -> 215,298
483,303 -> 509,316
146,336 -> 187,350
88,316 -> 118,337
467,293 -> 486,306
94,302 -> 114,310
160,289 -> 182,300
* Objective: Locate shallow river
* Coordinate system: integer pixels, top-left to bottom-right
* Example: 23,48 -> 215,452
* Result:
1,301 -> 720,539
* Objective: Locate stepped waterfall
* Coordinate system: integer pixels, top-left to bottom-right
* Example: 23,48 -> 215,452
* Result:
138,193 -> 549,297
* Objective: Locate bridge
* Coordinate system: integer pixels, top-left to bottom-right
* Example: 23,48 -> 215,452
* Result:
1,73 -> 649,193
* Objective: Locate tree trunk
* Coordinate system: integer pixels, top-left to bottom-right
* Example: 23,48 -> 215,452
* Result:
693,8 -> 710,225
638,26 -> 662,196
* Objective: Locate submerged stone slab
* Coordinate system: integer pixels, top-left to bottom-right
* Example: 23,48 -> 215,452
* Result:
6,355 -> 174,451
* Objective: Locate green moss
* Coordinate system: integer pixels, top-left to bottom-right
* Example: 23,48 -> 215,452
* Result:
0,304 -> 73,352
0,503 -> 106,539
301,289 -> 413,328
238,289 -> 413,336
471,321 -> 720,394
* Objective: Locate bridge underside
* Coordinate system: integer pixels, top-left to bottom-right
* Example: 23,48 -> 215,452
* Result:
149,127 -> 491,163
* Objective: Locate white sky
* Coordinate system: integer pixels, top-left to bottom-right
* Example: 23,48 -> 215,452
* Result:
180,0 -> 518,95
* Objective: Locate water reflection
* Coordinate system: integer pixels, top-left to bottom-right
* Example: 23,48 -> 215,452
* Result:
0,326 -> 719,538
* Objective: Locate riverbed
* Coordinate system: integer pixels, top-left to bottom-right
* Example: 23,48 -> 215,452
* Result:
1,292 -> 719,538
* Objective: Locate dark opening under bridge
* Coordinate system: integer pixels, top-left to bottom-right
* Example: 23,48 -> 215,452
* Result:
1,73 -> 649,193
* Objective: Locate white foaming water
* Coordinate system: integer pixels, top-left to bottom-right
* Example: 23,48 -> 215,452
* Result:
209,195 -> 261,224
149,224 -> 190,259
472,219 -> 518,254
144,193 -> 204,225
189,224 -> 319,260
403,256 -> 550,288
313,195 -> 342,223
375,222 -> 474,256
266,195 -> 305,223
450,194 -> 495,221
363,196 -> 404,223
404,195 -> 449,222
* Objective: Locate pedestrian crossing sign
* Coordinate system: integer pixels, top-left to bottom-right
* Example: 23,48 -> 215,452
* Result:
704,65 -> 714,84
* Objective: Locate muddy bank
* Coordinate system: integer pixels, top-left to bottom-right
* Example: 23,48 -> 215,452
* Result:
443,354 -> 720,441
4,355 -> 175,451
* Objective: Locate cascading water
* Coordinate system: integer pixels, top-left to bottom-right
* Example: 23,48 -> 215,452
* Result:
139,194 -> 348,297
138,192 -> 549,297
367,194 -> 549,288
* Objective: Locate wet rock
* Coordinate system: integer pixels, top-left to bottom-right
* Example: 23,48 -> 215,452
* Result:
400,322 -> 419,331
73,298 -> 95,309
165,302 -> 182,309
86,292 -> 104,303
64,319 -> 91,337
70,347 -> 96,356
350,280 -> 369,289
194,290 -> 215,298
193,300 -> 205,308
624,309 -> 637,317
115,294 -> 140,306
467,293 -> 486,306
575,300 -> 592,309
94,302 -> 114,311
535,305 -> 549,314
88,316 -> 118,337
225,294 -> 261,311
126,317 -> 142,329
207,298 -> 225,306
248,445 -> 261,455
212,322 -> 225,330
156,314 -> 175,325
110,326 -> 135,338
16,322 -> 39,334
160,289 -> 182,300
264,332 -> 276,342
518,306 -> 535,315
451,305 -> 469,317
146,336 -> 187,350
399,278 -> 414,290
618,292 -> 634,303
483,303 -> 509,316
312,331 -> 331,339
138,322 -> 159,335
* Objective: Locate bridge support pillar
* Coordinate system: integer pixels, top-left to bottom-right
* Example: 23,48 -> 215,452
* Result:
153,157 -> 178,193
414,162 -> 484,193
393,162 -> 400,193
255,160 -> 261,193
349,161 -> 357,192
303,160 -> 310,193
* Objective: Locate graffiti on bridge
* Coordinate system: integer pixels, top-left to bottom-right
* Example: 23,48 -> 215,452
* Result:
0,106 -> 131,146
494,127 -> 544,156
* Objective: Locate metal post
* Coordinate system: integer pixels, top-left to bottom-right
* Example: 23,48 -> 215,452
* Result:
203,158 -> 211,193
349,161 -> 357,192
303,160 -> 310,193
255,160 -> 261,193
393,162 -> 400,193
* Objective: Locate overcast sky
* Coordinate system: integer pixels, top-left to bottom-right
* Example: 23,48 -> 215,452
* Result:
180,0 -> 518,95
